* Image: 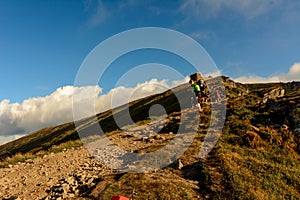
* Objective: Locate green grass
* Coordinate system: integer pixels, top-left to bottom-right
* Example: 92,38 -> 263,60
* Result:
219,143 -> 300,199
98,173 -> 197,200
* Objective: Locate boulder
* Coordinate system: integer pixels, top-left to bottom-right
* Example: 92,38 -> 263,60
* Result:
263,88 -> 285,103
286,81 -> 300,90
172,159 -> 184,170
281,124 -> 289,130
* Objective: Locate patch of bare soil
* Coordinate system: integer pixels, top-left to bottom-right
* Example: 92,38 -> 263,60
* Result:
0,146 -> 111,200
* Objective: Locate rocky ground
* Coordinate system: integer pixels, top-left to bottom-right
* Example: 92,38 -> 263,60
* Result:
0,146 -> 113,200
0,108 -> 205,200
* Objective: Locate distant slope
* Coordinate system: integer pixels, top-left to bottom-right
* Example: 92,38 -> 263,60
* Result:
0,82 -> 191,160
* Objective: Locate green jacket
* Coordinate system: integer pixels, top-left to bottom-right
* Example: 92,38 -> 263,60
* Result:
192,83 -> 200,92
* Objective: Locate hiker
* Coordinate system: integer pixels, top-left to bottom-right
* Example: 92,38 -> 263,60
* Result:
189,79 -> 203,112
199,79 -> 209,103
215,90 -> 221,103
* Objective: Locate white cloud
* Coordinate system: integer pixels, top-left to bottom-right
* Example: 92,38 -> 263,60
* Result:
0,78 -> 187,144
84,0 -> 146,29
86,0 -> 110,28
0,134 -> 25,146
170,76 -> 190,87
180,0 -> 283,20
189,30 -> 217,42
0,86 -> 101,138
234,63 -> 300,83
204,70 -> 222,78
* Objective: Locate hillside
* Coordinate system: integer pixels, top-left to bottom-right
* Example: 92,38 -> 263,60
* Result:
0,77 -> 300,199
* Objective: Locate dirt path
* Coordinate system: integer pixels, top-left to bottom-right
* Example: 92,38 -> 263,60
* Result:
0,146 -> 107,200
0,108 -> 205,199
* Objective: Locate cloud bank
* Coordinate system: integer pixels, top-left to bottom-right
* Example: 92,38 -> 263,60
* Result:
0,78 -> 187,144
234,63 -> 300,83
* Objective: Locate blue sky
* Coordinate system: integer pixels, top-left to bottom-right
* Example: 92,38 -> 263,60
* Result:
1,0 -> 300,143
1,0 -> 300,103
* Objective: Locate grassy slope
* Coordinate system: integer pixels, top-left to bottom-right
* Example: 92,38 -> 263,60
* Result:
94,79 -> 300,199
0,83 -> 190,164
1,77 -> 300,199
207,80 -> 300,199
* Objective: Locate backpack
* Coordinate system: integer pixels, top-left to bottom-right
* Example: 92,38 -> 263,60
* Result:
197,79 -> 207,91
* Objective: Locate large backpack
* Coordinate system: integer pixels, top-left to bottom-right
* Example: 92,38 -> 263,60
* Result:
197,79 -> 207,91
190,72 -> 202,82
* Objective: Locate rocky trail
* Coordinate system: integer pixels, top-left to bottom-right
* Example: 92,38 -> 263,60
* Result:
0,146 -> 110,199
0,107 -> 211,200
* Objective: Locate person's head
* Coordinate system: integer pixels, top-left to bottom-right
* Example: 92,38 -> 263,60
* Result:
189,79 -> 194,85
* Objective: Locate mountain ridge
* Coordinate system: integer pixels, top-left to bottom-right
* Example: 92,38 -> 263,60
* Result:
0,76 -> 300,199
